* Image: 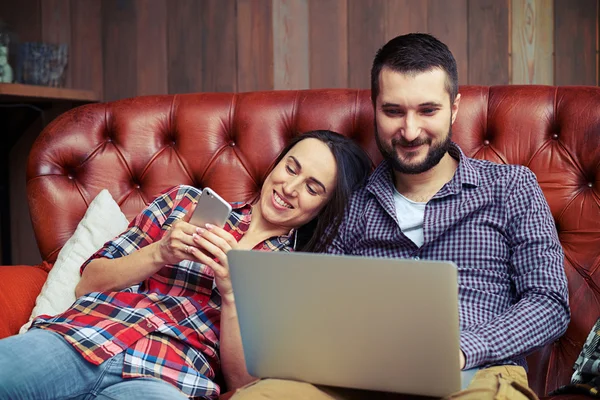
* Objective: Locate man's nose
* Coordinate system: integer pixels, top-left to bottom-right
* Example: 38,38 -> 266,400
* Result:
401,113 -> 420,142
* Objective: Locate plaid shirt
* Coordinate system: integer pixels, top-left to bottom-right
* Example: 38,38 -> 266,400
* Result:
32,185 -> 293,399
327,143 -> 570,370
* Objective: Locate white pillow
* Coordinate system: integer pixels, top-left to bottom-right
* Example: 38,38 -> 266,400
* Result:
19,189 -> 129,333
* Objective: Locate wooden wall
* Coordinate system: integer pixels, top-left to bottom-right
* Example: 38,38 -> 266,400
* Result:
2,0 -> 599,101
1,0 -> 599,265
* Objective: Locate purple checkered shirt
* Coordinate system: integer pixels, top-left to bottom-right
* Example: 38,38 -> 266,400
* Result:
327,143 -> 570,370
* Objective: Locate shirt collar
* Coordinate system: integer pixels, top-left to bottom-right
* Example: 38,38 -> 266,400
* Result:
232,203 -> 295,251
366,142 -> 480,199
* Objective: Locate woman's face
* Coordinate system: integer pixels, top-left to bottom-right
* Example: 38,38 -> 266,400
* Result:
259,138 -> 337,233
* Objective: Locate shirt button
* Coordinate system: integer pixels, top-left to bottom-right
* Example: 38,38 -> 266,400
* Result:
413,256 -> 420,260
146,322 -> 153,329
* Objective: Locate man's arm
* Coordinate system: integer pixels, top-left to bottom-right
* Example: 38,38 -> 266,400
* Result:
460,168 -> 570,369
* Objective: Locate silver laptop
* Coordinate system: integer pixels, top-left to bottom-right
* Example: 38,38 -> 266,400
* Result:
228,250 -> 461,398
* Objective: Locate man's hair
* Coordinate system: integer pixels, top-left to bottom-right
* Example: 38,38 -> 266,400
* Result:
370,33 -> 458,105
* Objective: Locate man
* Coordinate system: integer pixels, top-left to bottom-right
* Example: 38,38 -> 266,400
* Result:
232,33 -> 570,399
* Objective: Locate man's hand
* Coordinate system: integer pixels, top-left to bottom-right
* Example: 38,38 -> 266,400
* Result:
460,349 -> 466,370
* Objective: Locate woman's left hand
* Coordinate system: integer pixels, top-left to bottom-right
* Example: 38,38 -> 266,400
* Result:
188,224 -> 238,302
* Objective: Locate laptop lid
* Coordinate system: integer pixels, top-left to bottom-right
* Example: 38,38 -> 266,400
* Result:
228,250 -> 461,397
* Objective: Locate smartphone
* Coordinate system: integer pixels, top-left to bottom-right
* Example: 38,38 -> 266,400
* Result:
189,187 -> 232,228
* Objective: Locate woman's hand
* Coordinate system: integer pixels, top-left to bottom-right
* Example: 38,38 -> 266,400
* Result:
155,202 -> 200,266
188,223 -> 238,303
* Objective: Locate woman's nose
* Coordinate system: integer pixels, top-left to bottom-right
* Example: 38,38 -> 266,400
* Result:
282,178 -> 301,196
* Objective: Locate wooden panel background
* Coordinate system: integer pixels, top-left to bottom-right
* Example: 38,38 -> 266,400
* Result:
3,0 -> 599,99
1,0 -> 600,264
511,0 -> 554,85
554,0 -> 597,85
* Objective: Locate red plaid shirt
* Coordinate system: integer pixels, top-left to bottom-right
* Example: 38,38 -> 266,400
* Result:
32,185 -> 293,399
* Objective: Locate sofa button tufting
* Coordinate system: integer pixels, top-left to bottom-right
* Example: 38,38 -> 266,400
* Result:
588,182 -> 593,188
229,141 -> 236,147
552,134 -> 559,140
483,140 -> 490,146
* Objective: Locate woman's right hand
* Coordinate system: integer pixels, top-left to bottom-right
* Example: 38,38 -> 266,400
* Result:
155,202 -> 199,266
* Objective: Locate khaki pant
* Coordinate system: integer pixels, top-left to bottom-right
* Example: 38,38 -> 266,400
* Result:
230,366 -> 538,400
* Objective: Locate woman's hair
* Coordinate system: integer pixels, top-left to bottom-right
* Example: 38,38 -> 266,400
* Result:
266,130 -> 372,253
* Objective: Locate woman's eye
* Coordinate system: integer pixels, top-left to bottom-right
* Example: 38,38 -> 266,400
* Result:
285,165 -> 296,175
306,184 -> 318,196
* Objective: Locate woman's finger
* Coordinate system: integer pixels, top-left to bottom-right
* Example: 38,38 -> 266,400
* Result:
193,233 -> 228,265
195,228 -> 232,255
189,247 -> 228,277
202,224 -> 238,248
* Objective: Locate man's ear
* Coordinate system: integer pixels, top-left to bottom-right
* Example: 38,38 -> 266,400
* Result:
451,93 -> 461,125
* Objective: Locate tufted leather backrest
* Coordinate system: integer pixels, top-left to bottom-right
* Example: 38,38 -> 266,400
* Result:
27,87 -> 600,396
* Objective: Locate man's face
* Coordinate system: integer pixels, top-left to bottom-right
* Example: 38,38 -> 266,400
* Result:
374,67 -> 460,174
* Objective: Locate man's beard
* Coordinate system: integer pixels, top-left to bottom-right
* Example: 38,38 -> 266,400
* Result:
375,124 -> 452,174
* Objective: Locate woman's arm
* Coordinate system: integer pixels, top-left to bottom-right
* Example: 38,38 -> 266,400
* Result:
75,241 -> 164,297
75,193 -> 199,298
190,225 -> 256,390
219,295 -> 256,390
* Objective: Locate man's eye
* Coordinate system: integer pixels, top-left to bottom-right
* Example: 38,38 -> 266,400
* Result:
384,109 -> 402,116
286,165 -> 296,175
421,108 -> 437,115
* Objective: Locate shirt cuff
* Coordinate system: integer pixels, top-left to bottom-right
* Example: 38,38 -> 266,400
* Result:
460,331 -> 489,369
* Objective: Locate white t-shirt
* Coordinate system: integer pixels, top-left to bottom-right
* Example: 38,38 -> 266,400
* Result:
393,189 -> 426,247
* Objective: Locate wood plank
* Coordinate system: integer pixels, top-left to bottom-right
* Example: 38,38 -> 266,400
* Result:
237,0 -> 274,91
0,0 -> 42,43
200,0 -> 237,92
554,0 -> 597,85
467,0 -> 509,85
0,83 -> 99,102
385,0 -> 428,40
41,0 -> 72,87
102,0 -> 137,101
348,0 -> 386,89
70,0 -> 103,98
273,0 -> 309,90
427,0 -> 469,85
309,0 -> 348,89
136,0 -> 168,95
167,0 -> 202,94
511,0 -> 553,84
0,0 -> 42,77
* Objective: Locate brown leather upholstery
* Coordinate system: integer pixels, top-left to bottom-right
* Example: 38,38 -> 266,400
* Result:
7,87 -> 600,397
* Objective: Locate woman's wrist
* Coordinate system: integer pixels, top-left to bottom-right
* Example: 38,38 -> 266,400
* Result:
220,292 -> 236,307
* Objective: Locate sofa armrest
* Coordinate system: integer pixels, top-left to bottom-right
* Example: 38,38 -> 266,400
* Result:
0,264 -> 49,339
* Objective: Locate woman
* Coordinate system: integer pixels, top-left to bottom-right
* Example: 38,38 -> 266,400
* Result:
0,130 -> 371,400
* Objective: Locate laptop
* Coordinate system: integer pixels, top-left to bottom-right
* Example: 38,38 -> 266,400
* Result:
227,250 -> 462,398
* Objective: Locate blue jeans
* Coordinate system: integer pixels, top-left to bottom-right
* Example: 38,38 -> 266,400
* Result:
0,328 -> 189,400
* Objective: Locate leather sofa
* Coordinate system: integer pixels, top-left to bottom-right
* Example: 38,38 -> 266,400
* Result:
0,86 -> 598,399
